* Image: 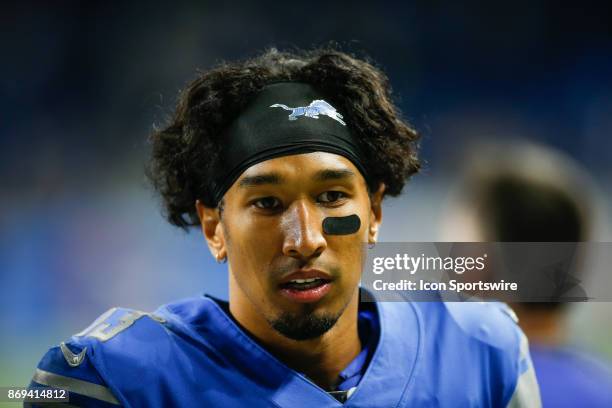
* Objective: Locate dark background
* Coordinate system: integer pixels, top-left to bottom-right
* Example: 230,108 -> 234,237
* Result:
1,0 -> 611,389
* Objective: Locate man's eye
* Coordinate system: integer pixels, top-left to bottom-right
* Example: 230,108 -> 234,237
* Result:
253,197 -> 282,210
318,191 -> 346,204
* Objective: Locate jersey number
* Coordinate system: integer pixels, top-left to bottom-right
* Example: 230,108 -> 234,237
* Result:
75,308 -> 151,342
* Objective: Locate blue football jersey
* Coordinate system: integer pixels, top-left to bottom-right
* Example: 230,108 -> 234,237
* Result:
530,344 -> 612,407
27,293 -> 540,407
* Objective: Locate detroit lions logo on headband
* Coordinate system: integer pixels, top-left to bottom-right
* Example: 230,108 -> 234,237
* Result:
270,100 -> 346,126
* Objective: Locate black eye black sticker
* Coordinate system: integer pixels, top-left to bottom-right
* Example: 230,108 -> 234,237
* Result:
322,214 -> 361,235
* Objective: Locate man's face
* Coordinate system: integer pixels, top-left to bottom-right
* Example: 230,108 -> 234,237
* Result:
203,152 -> 382,340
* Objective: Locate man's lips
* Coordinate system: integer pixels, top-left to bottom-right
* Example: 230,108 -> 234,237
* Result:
277,269 -> 333,303
278,269 -> 333,286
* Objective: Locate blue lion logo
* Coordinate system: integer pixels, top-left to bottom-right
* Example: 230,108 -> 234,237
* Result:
270,99 -> 346,126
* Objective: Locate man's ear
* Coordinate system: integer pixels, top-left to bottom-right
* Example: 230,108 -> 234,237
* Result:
196,200 -> 226,262
368,183 -> 385,244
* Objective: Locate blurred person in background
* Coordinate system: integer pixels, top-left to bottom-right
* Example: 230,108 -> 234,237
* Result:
24,48 -> 540,407
442,141 -> 612,407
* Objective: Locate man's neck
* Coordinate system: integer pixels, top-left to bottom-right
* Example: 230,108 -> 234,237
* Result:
229,288 -> 362,390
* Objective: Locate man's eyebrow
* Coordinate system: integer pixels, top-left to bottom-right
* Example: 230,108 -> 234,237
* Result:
238,173 -> 284,188
238,169 -> 355,188
314,169 -> 356,182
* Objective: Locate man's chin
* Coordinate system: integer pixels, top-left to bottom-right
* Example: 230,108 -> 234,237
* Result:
268,311 -> 340,341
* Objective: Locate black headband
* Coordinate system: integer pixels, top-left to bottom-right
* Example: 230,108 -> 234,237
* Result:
210,82 -> 372,205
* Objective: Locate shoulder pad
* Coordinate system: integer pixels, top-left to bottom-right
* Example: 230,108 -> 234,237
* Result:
29,307 -> 167,407
443,301 -> 521,350
29,342 -> 121,406
74,306 -> 166,343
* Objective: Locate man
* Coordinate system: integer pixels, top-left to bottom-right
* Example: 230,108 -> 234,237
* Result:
443,142 -> 612,407
27,48 -> 540,407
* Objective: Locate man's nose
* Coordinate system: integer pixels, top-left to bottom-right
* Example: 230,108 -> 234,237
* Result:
281,200 -> 327,260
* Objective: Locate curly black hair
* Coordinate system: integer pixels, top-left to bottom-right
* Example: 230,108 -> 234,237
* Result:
148,47 -> 420,229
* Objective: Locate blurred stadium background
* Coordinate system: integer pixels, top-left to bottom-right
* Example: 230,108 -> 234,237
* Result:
1,0 -> 611,393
